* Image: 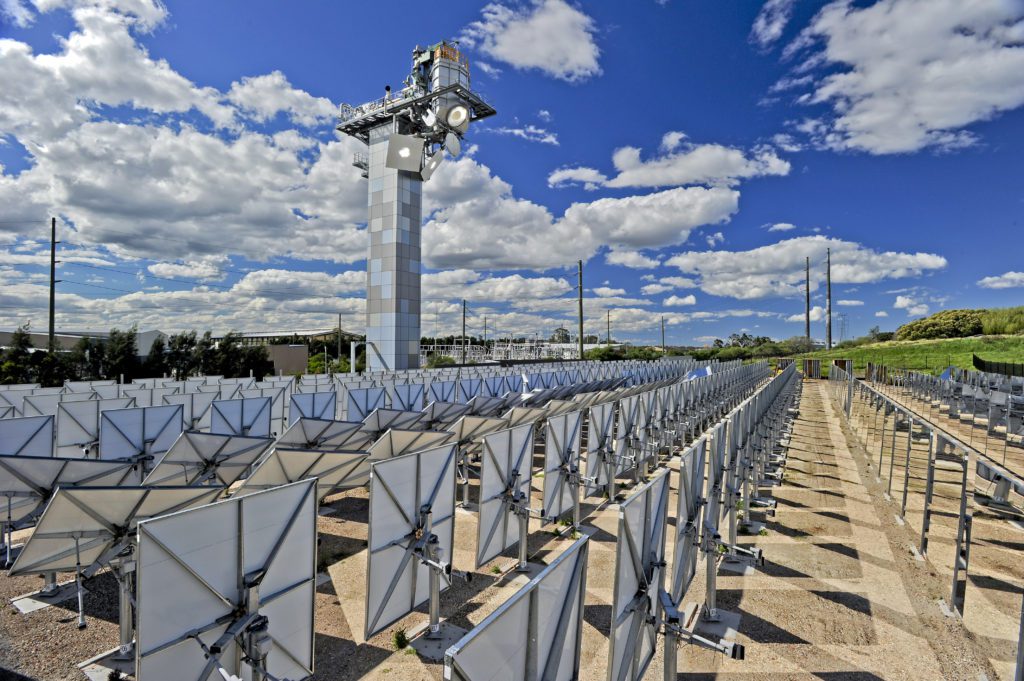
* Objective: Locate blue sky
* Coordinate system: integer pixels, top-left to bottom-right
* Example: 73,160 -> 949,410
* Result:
0,0 -> 1022,345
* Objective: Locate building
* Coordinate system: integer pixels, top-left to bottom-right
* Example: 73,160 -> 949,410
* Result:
267,344 -> 309,375
0,329 -> 167,356
209,329 -> 362,348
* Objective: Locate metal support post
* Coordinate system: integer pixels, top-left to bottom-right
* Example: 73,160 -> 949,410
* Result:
571,473 -> 581,531
878,406 -> 888,471
725,474 -> 738,560
516,510 -> 529,573
663,594 -> 679,681
951,454 -> 972,617
41,571 -> 58,595
419,506 -> 443,639
920,432 -> 937,557
427,542 -> 441,637
900,418 -> 914,518
703,527 -> 718,622
116,559 -> 135,657
2,496 -> 12,567
605,453 -> 617,502
887,411 -> 899,494
74,537 -> 86,630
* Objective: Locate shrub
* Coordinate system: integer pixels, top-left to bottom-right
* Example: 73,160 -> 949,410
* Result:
981,306 -> 1024,335
425,354 -> 456,368
895,309 -> 983,341
715,346 -> 750,361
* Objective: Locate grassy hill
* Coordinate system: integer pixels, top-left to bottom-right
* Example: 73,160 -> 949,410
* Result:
796,335 -> 1024,376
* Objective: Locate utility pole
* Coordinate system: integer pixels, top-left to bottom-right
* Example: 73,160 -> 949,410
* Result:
805,256 -> 811,342
337,312 -> 342,370
606,309 -> 611,346
461,299 -> 467,365
49,217 -> 59,350
661,316 -> 666,355
826,248 -> 832,350
577,260 -> 584,361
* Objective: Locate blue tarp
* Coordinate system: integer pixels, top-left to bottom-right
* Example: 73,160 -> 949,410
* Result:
685,366 -> 713,381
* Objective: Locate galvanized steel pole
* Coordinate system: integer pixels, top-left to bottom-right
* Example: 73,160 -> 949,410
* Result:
49,217 -> 58,350
805,256 -> 811,341
577,260 -> 584,360
826,248 -> 832,350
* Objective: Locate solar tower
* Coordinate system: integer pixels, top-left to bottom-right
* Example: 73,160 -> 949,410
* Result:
338,41 -> 496,371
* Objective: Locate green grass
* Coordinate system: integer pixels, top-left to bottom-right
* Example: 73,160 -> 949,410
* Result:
795,335 -> 1024,377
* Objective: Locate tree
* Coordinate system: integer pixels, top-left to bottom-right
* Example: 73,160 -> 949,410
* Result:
784,336 -> 815,354
239,344 -> 272,380
66,337 -> 104,381
213,333 -> 242,377
1,324 -> 34,384
104,326 -> 140,381
550,327 -> 570,344
307,352 -> 328,374
33,349 -> 68,388
143,336 -> 169,378
195,332 -> 217,376
728,332 -> 757,348
166,331 -> 198,379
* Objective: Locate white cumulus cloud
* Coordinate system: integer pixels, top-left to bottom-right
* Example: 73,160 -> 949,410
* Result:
665,235 -> 946,300
978,271 -> 1024,289
787,305 -> 825,323
424,153 -> 740,269
227,71 -> 337,127
664,294 -> 697,306
641,283 -> 673,295
549,137 -> 790,189
460,0 -> 601,82
751,0 -> 796,48
894,295 -> 929,316
605,249 -> 661,269
784,0 -> 1024,153
486,124 -> 559,145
